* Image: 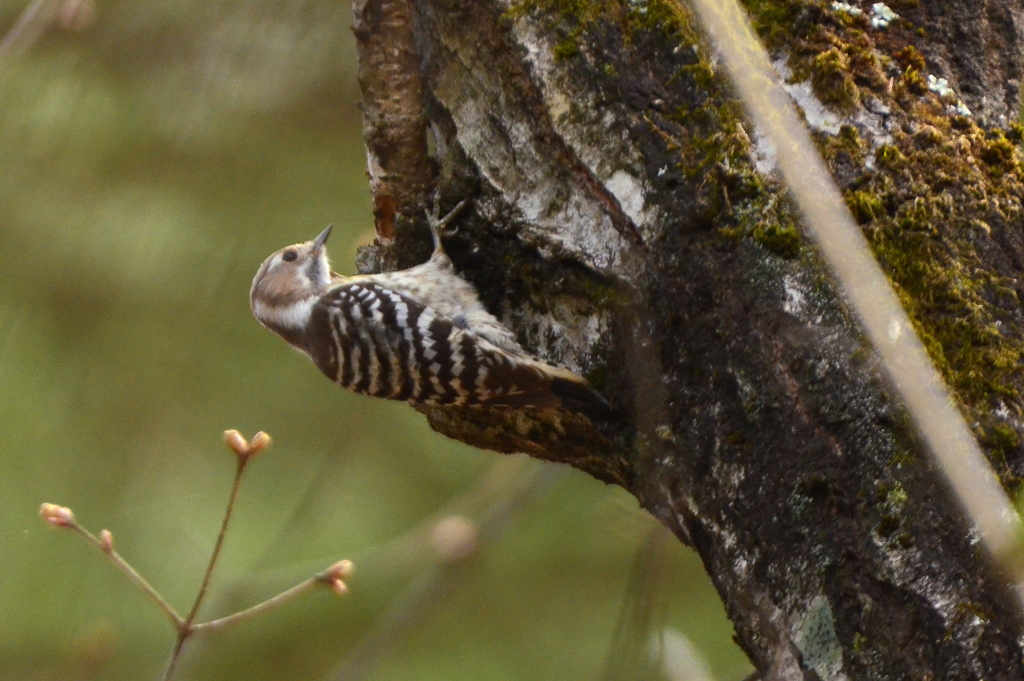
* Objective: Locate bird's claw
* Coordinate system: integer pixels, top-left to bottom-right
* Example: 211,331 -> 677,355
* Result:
427,195 -> 470,251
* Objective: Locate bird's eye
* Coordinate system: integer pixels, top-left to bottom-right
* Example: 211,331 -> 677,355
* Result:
282,250 -> 298,262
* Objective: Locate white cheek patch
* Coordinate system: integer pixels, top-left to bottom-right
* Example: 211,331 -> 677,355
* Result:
253,297 -> 316,330
311,252 -> 333,288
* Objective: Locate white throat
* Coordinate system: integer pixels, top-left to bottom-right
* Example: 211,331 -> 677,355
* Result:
253,296 -> 316,331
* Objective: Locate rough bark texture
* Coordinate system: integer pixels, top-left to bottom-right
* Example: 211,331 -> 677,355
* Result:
353,0 -> 1024,678
906,0 -> 1024,127
352,0 -> 434,270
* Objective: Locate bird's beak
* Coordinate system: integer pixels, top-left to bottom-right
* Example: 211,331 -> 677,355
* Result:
313,224 -> 333,250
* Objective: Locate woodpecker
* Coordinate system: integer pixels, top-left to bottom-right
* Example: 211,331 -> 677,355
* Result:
250,202 -> 610,419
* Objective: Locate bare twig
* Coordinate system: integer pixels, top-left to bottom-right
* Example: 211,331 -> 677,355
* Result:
160,454 -> 249,681
191,575 -> 320,634
192,560 -> 353,634
41,430 -> 352,681
176,460 -> 533,676
186,456 -> 248,625
161,431 -> 273,680
40,505 -> 185,630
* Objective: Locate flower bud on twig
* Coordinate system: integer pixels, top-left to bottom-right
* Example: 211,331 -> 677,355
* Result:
327,559 -> 355,581
223,429 -> 272,460
99,529 -> 114,552
246,431 -> 272,458
223,430 -> 249,457
39,503 -> 75,528
321,559 -> 353,597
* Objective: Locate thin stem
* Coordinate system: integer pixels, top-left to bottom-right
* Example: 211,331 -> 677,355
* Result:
163,565 -> 343,681
160,635 -> 187,681
192,572 -> 327,634
161,456 -> 249,681
66,520 -> 184,629
184,457 -> 248,628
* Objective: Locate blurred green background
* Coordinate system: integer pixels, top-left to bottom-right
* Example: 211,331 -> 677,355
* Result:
0,1 -> 752,679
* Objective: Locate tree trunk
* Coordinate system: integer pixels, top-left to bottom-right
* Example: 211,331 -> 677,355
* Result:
353,0 -> 1024,678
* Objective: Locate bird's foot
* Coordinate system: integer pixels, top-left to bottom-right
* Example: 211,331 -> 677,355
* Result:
427,195 -> 470,252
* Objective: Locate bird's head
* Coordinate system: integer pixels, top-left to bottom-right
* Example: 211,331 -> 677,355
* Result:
250,225 -> 334,336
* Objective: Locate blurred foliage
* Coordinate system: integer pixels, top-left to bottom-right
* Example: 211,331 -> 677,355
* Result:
0,1 -> 751,679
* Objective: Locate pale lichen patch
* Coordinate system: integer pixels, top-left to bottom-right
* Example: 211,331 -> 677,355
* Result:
750,124 -> 779,175
927,75 -> 956,101
605,170 -> 649,225
783,274 -> 807,317
446,95 -> 629,272
506,6 -> 663,244
831,2 -> 862,17
869,3 -> 898,29
794,596 -> 847,680
774,59 -> 841,135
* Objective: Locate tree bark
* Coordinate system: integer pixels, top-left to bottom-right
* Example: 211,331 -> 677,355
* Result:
353,0 -> 1024,678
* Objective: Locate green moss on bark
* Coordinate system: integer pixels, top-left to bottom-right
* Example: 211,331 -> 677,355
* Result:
740,0 -> 1024,481
509,0 -> 806,259
509,0 -> 1024,481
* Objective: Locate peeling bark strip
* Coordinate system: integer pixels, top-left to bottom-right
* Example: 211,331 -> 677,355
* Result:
355,0 -> 1024,678
352,0 -> 433,266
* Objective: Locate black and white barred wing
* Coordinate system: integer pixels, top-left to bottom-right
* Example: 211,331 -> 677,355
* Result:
306,281 -> 561,407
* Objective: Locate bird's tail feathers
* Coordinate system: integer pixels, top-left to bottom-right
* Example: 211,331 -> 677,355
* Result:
481,357 -> 612,421
549,375 -> 612,422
